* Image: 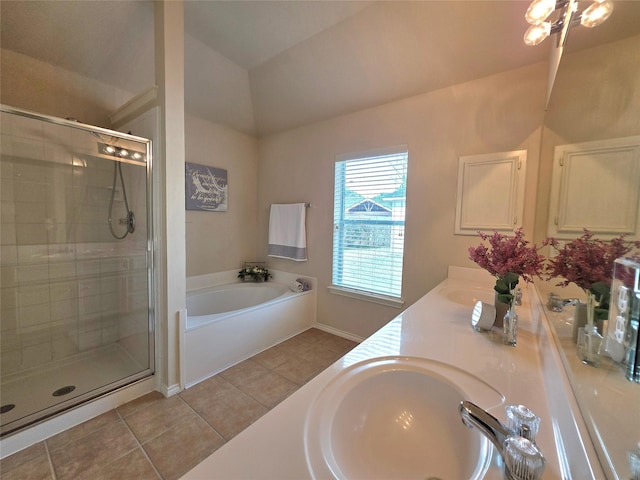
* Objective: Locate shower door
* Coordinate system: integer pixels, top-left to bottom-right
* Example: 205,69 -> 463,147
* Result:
0,106 -> 154,436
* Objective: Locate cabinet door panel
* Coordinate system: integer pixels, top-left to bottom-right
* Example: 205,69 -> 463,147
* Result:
455,150 -> 526,235
548,136 -> 640,239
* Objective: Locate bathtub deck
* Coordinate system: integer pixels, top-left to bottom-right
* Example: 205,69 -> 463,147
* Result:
1,328 -> 358,480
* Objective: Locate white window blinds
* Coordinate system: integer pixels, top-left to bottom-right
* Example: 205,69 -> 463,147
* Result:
332,147 -> 408,299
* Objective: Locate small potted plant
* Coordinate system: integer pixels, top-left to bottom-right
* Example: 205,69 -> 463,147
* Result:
238,263 -> 272,282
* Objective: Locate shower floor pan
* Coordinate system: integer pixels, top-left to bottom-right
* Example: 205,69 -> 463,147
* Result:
0,344 -> 147,435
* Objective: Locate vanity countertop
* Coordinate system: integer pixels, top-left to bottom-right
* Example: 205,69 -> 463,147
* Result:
182,267 -> 601,479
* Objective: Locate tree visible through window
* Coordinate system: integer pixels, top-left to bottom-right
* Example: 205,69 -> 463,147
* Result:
332,147 -> 408,299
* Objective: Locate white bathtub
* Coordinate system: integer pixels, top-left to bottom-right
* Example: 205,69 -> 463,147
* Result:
186,283 -> 294,328
183,280 -> 316,387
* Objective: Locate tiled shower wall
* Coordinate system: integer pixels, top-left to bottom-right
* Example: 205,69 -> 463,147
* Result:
0,111 -> 150,377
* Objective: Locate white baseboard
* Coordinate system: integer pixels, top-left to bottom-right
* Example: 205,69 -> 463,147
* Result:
314,323 -> 364,343
162,383 -> 182,397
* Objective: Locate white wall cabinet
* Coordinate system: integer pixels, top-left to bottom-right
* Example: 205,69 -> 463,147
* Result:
454,150 -> 527,235
547,136 -> 640,240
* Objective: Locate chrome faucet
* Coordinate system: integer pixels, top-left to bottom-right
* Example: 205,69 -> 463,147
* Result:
459,401 -> 546,480
547,293 -> 580,312
459,400 -> 511,456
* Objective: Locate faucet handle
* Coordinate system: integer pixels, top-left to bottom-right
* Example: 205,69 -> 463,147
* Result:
505,404 -> 541,442
503,436 -> 546,480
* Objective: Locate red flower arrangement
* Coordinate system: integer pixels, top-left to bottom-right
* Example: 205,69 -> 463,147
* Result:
468,228 -> 545,282
545,230 -> 640,291
468,228 -> 545,303
545,230 -> 640,324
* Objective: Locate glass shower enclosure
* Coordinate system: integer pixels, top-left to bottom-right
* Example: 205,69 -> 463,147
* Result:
0,105 -> 154,436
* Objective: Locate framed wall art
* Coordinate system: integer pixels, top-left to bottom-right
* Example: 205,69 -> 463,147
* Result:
185,162 -> 228,212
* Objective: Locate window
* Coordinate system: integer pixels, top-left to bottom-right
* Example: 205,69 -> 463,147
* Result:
330,146 -> 408,306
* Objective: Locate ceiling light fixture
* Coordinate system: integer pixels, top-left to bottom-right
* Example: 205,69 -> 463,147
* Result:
525,0 -> 556,24
580,0 -> 614,27
523,0 -> 613,46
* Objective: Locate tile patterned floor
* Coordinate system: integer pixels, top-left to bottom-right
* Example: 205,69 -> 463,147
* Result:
0,328 -> 357,480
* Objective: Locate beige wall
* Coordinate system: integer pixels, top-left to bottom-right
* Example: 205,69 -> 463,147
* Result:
184,33 -> 256,135
0,49 -> 135,129
185,114 -> 259,276
257,62 -> 547,338
534,35 -> 640,244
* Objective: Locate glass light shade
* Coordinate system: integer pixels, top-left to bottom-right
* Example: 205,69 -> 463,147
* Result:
524,22 -> 551,45
525,0 -> 556,24
580,0 -> 613,27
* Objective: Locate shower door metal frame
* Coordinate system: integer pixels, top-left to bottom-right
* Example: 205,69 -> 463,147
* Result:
0,105 -> 156,437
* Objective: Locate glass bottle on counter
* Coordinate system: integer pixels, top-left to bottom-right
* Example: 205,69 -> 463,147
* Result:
503,294 -> 518,346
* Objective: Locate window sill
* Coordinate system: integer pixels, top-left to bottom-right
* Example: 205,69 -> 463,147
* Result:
328,285 -> 404,308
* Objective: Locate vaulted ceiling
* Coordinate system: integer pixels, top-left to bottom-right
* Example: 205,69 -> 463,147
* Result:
2,1 -> 639,135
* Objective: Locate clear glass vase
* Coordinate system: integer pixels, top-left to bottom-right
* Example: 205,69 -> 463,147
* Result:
585,291 -> 602,364
577,291 -> 602,366
503,300 -> 518,346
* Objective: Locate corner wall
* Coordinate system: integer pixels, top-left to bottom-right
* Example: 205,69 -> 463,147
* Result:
184,114 -> 259,277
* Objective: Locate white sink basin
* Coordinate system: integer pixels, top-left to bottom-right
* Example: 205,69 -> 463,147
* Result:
304,357 -> 504,479
437,285 -> 494,306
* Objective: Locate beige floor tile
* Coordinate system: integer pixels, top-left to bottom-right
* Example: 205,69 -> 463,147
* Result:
219,358 -> 269,386
180,375 -> 268,440
294,327 -> 330,342
280,332 -> 314,346
273,356 -> 324,385
88,448 -> 159,480
251,344 -> 291,369
143,414 -> 224,480
320,335 -> 358,353
178,374 -> 230,403
179,375 -> 246,410
48,418 -> 138,480
46,410 -> 120,452
123,395 -> 195,444
0,442 -> 47,475
276,336 -> 315,356
0,443 -> 52,480
0,457 -> 52,480
116,391 -> 166,418
300,343 -> 343,367
239,370 -> 298,408
204,400 -> 267,440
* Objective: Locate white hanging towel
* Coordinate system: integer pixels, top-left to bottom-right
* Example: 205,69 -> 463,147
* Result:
268,203 -> 307,261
